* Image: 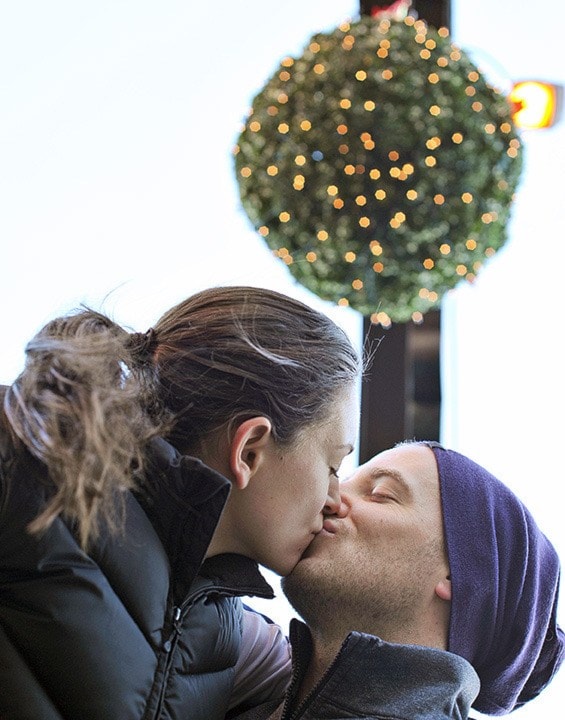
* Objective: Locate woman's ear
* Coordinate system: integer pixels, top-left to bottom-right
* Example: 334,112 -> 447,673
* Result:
229,417 -> 273,489
435,575 -> 452,602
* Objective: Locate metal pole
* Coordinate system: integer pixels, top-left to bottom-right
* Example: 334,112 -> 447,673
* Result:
358,0 -> 450,461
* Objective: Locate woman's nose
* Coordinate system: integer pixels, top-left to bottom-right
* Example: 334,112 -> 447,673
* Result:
323,474 -> 341,515
336,485 -> 355,513
324,476 -> 348,517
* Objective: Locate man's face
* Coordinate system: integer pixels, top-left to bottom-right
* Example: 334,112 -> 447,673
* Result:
282,443 -> 450,642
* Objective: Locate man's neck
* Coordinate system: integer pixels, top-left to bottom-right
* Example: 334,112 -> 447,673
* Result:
288,622 -> 480,720
295,630 -> 345,706
295,613 -> 449,707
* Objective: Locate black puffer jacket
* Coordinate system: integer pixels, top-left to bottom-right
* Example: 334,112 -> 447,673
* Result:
0,389 -> 277,720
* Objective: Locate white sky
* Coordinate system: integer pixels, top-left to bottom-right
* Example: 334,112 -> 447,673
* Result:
1,1 -> 564,716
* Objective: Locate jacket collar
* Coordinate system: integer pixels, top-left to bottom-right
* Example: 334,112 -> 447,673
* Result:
138,437 -> 273,603
199,553 -> 274,598
284,619 -> 480,720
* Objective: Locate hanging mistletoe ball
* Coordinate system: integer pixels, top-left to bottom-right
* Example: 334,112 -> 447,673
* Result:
234,15 -> 523,324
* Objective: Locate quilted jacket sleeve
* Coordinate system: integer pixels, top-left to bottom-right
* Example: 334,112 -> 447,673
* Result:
0,413 -> 163,720
228,607 -> 291,712
0,624 -> 64,720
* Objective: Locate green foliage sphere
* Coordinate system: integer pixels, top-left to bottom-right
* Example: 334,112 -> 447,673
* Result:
234,16 -> 523,323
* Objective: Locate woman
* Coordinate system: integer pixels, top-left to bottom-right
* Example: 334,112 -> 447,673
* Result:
0,285 -> 361,720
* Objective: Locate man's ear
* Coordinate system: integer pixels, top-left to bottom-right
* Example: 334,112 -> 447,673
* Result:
229,417 -> 273,490
435,575 -> 452,602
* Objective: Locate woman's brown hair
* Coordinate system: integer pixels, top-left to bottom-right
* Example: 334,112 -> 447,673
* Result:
3,286 -> 361,547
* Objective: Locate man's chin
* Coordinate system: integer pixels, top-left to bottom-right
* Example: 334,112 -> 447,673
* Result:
282,557 -> 310,589
282,548 -> 324,592
281,557 -> 334,628
280,564 -> 309,612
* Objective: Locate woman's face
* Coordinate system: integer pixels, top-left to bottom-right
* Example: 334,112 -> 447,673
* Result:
222,384 -> 359,576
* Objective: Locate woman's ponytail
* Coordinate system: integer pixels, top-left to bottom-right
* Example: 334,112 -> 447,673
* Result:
3,309 -> 164,548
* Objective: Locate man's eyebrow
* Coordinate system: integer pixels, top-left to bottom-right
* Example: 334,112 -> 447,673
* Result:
368,467 -> 412,495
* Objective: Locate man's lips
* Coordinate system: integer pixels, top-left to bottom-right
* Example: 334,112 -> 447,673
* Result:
321,517 -> 339,534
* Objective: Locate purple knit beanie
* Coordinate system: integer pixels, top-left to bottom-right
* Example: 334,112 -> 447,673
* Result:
429,444 -> 564,715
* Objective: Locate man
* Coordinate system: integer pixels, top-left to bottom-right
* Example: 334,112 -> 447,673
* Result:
236,441 -> 564,719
